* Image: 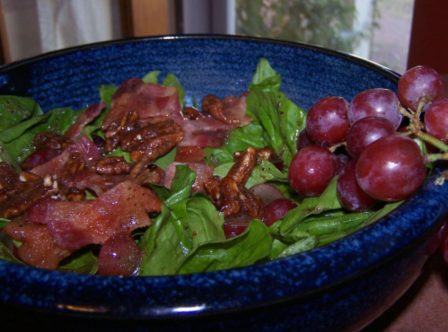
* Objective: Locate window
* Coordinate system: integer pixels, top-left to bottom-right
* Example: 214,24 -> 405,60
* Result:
181,0 -> 415,74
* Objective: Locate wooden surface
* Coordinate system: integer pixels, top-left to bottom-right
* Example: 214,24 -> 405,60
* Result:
120,0 -> 174,37
363,252 -> 448,331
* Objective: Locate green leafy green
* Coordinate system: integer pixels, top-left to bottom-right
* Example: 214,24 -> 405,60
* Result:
0,218 -> 10,229
153,148 -> 177,170
140,166 -> 225,275
205,123 -> 268,165
271,177 -> 341,236
0,100 -> 78,164
59,251 -> 98,274
0,95 -> 42,132
179,220 -> 272,274
0,242 -> 23,264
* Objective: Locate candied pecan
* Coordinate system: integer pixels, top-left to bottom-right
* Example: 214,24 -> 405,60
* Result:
202,95 -> 224,120
204,148 -> 263,218
184,106 -> 202,120
0,179 -> 53,219
120,119 -> 183,162
104,110 -> 139,151
202,94 -> 249,126
95,156 -> 131,175
132,164 -> 165,186
227,148 -> 257,185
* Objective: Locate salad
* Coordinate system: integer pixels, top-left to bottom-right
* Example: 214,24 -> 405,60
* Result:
0,59 -> 447,276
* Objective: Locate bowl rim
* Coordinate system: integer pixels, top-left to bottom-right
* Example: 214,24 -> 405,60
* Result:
0,34 -> 446,319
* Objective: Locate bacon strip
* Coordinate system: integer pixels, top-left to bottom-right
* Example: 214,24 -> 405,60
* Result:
27,181 -> 160,251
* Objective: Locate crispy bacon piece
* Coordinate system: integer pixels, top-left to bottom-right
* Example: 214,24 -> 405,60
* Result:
21,132 -> 72,170
102,79 -> 183,134
202,94 -> 251,127
3,219 -> 71,269
175,146 -> 205,163
27,181 -> 161,251
98,232 -> 142,276
30,136 -> 100,178
65,102 -> 105,140
179,117 -> 230,147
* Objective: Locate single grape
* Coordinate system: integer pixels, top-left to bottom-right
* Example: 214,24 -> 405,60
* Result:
337,160 -> 377,211
348,88 -> 402,129
306,96 -> 350,146
424,98 -> 448,142
98,232 -> 142,276
289,145 -> 336,197
398,65 -> 445,111
346,116 -> 396,158
261,198 -> 297,226
355,134 -> 426,201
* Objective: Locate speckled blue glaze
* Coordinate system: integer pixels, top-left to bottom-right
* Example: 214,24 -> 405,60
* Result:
0,35 -> 447,331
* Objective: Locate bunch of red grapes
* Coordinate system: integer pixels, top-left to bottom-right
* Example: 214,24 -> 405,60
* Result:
271,65 -> 448,262
287,65 -> 447,208
265,65 -> 448,248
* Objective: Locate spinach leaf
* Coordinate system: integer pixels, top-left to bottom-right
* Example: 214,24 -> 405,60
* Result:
271,177 -> 341,236
59,251 -> 98,275
179,219 -> 272,274
250,58 -> 282,92
246,89 -> 305,166
139,196 -> 226,276
205,123 -> 268,165
0,95 -> 42,132
153,147 -> 177,170
83,84 -> 117,138
0,242 -> 23,264
0,218 -> 10,229
140,165 -> 226,275
142,70 -> 160,84
1,107 -> 77,164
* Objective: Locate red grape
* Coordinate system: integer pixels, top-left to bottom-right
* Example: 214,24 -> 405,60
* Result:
306,96 -> 350,146
289,145 -> 336,197
98,232 -> 142,276
346,116 -> 395,158
424,98 -> 448,142
398,65 -> 445,111
355,134 -> 426,201
348,88 -> 402,129
261,198 -> 297,226
337,160 -> 377,211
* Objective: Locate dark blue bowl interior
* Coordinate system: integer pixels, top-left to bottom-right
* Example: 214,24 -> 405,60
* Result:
0,35 -> 446,322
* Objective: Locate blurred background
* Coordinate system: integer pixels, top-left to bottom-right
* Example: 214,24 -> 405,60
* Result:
0,0 -> 446,76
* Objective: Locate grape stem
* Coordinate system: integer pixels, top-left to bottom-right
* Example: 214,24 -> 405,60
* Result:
399,102 -> 448,152
427,152 -> 448,163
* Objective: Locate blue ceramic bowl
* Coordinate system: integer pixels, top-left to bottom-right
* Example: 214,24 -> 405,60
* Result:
0,35 -> 447,332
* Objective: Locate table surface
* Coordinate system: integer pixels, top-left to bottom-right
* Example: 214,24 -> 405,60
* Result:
363,252 -> 448,332
2,253 -> 447,331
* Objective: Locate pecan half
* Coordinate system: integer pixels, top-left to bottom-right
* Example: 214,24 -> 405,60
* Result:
204,148 -> 268,218
95,156 -> 131,175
